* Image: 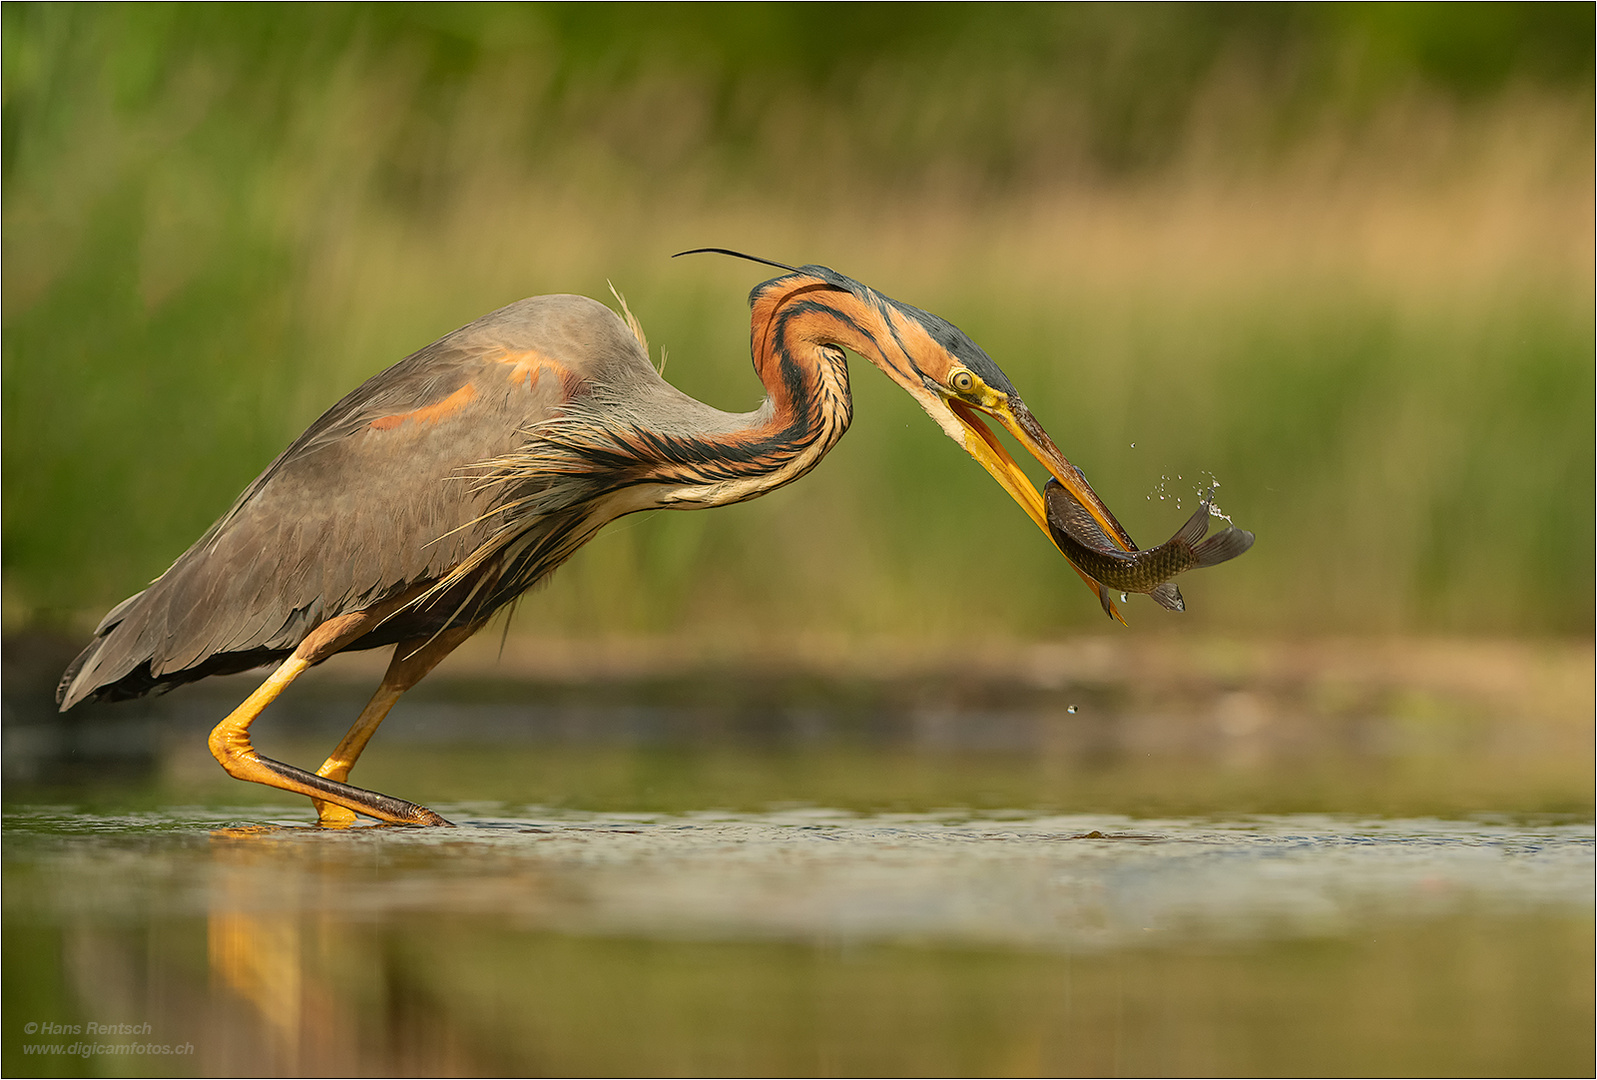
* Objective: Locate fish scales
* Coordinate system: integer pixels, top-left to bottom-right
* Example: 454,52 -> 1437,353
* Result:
1068,539 -> 1198,593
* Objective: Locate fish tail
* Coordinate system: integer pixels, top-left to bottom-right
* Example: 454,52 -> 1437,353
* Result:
1191,527 -> 1255,568
1149,582 -> 1185,611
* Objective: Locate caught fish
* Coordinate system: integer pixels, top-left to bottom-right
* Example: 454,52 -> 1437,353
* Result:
1044,479 -> 1254,617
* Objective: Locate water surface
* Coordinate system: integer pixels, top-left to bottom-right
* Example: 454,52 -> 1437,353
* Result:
4,639 -> 1592,1075
5,805 -> 1591,1076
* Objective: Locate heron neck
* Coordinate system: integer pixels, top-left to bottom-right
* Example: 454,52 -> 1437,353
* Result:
641,290 -> 856,510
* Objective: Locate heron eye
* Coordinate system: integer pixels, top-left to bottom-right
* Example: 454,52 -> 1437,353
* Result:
950,369 -> 976,394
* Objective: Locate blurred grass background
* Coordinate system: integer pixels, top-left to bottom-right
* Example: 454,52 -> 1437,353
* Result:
4,3 -> 1592,644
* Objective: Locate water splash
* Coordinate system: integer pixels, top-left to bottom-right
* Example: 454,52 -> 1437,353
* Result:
1196,471 -> 1237,526
1147,474 -> 1177,506
1148,471 -> 1236,525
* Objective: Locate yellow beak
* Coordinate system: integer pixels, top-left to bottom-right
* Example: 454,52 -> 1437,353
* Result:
947,398 -> 1133,625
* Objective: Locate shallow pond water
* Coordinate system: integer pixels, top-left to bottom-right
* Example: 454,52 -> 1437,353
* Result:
4,637 -> 1592,1074
4,806 -> 1592,1076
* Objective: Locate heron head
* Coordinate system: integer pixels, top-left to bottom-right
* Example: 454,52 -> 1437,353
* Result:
780,265 -> 1135,574
679,249 -> 1135,617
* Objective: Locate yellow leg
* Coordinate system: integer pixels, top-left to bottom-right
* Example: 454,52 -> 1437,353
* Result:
311,625 -> 477,826
206,610 -> 453,826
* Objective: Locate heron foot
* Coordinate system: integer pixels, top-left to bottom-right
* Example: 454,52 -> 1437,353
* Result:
230,750 -> 453,825
204,620 -> 455,827
210,719 -> 452,826
310,793 -> 449,828
313,801 -> 360,828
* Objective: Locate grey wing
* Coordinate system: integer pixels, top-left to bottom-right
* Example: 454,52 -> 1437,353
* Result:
56,335 -> 571,708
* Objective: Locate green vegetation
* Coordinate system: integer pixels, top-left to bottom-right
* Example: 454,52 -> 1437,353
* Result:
4,4 -> 1592,640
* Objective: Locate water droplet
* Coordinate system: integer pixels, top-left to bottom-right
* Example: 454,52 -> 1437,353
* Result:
1120,592 -> 1128,602
1130,442 -> 1136,448
1066,705 -> 1078,714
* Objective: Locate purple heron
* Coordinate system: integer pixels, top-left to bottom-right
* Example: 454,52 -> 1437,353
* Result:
56,252 -> 1137,826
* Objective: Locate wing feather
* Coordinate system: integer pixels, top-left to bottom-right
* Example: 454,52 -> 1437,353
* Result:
56,296 -> 633,708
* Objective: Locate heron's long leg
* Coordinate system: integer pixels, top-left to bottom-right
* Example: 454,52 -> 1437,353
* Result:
312,624 -> 478,827
207,610 -> 451,826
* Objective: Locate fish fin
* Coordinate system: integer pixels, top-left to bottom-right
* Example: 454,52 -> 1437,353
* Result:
1171,501 -> 1211,548
1191,527 -> 1255,568
1099,583 -> 1117,618
1045,479 -> 1123,552
1092,582 -> 1130,624
1150,582 -> 1185,611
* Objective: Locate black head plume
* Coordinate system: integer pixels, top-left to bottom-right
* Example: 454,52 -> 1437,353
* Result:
673,248 -> 801,274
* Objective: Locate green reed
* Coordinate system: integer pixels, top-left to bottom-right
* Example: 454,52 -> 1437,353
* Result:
4,5 -> 1592,638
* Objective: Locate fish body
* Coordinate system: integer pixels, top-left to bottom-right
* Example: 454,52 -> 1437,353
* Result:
1044,479 -> 1254,617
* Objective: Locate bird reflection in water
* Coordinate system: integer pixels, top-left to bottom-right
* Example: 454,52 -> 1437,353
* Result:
206,829 -> 315,1066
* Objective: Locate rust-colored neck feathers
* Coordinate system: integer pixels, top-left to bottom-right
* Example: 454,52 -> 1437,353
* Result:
634,274 -> 869,507
656,270 -> 950,509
